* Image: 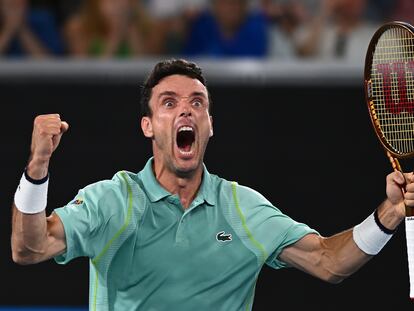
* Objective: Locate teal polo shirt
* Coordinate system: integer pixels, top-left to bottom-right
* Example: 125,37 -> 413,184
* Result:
54,158 -> 317,311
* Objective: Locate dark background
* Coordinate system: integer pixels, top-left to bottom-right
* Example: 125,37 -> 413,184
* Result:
1,79 -> 413,310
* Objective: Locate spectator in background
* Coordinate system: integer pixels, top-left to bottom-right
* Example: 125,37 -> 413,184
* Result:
295,0 -> 379,62
260,0 -> 309,58
143,0 -> 206,55
390,0 -> 414,26
364,0 -> 393,22
183,0 -> 268,58
63,0 -> 156,58
0,0 -> 64,58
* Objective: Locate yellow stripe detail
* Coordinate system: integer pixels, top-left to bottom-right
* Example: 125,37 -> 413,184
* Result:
91,171 -> 134,310
231,182 -> 266,311
231,182 -> 268,262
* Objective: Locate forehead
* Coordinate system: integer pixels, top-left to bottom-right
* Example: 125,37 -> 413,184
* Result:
151,74 -> 208,98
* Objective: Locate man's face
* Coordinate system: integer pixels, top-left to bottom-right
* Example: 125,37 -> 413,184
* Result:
141,74 -> 213,177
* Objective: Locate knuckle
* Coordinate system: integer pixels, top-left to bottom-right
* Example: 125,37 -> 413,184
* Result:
34,115 -> 43,125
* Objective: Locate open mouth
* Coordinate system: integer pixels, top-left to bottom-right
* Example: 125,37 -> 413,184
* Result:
176,126 -> 195,155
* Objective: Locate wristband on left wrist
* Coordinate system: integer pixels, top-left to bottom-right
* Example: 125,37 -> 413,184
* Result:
374,207 -> 397,235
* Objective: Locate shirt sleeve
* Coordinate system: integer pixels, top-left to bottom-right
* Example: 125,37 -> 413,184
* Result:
233,184 -> 319,270
53,173 -> 128,264
265,218 -> 319,269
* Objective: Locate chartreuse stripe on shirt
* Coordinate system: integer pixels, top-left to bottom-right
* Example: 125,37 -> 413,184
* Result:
54,158 -> 318,311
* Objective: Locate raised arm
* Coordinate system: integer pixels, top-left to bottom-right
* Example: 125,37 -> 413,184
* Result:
278,171 -> 409,283
11,114 -> 69,265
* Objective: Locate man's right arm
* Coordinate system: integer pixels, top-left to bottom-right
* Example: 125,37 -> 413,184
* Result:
11,205 -> 66,264
11,114 -> 69,265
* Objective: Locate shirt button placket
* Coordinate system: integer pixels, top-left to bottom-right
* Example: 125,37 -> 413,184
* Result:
175,215 -> 188,246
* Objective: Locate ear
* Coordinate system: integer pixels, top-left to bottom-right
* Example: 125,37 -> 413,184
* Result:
141,117 -> 154,138
209,116 -> 213,137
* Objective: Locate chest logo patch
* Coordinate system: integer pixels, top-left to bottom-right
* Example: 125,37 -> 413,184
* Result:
216,231 -> 232,242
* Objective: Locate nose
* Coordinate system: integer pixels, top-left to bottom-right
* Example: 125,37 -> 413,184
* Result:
179,105 -> 192,117
180,110 -> 191,117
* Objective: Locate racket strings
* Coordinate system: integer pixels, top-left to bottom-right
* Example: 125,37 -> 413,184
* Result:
371,26 -> 414,155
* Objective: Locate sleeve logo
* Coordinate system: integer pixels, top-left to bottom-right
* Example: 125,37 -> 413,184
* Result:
70,198 -> 84,205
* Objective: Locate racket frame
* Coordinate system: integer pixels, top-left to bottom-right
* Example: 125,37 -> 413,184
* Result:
364,21 -> 414,216
364,21 -> 414,161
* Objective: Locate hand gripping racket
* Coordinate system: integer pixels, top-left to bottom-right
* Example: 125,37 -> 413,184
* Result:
364,21 -> 414,300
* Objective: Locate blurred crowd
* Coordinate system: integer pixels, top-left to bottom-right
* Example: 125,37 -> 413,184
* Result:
0,0 -> 411,61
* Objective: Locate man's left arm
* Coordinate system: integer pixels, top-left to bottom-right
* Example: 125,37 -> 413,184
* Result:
278,171 -> 411,283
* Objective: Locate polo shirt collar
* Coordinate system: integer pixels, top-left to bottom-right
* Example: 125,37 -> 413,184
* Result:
140,157 -> 216,206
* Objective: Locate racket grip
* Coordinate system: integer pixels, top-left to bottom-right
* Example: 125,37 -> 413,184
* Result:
406,216 -> 414,300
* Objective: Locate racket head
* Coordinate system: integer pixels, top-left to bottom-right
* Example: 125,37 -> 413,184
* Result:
364,21 -> 414,159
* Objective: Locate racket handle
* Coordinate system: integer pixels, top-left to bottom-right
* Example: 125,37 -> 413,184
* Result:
406,217 -> 414,300
387,151 -> 403,172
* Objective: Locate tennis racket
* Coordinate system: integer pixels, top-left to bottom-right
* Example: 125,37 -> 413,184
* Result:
364,21 -> 414,300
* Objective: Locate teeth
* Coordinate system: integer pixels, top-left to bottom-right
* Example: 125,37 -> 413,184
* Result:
178,126 -> 193,132
178,149 -> 194,155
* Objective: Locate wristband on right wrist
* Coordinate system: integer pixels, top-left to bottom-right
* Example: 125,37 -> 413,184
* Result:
14,169 -> 49,214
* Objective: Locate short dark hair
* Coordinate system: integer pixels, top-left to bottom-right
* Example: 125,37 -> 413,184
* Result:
140,59 -> 211,117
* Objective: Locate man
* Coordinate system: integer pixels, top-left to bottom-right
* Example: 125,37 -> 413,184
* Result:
11,59 -> 412,310
0,0 -> 64,57
183,0 -> 268,57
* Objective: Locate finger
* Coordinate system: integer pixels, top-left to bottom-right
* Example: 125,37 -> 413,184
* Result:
52,132 -> 64,149
44,123 -> 62,135
37,114 -> 60,122
389,171 -> 405,186
45,113 -> 60,119
34,115 -> 61,129
52,122 -> 69,148
60,121 -> 69,133
404,190 -> 414,199
407,182 -> 414,192
404,172 -> 414,184
405,199 -> 414,208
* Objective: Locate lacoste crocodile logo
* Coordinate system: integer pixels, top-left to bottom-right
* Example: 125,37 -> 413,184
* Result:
216,231 -> 232,242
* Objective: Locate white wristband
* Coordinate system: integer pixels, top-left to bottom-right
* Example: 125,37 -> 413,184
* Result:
14,171 -> 49,214
353,211 -> 393,255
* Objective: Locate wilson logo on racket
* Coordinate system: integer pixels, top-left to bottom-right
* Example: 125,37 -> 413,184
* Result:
375,61 -> 414,114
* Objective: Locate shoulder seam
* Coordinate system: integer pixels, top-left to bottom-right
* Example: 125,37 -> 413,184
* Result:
231,181 -> 268,263
91,171 -> 134,265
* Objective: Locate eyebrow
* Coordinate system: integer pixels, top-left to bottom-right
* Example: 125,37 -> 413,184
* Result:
158,91 -> 177,98
158,91 -> 207,99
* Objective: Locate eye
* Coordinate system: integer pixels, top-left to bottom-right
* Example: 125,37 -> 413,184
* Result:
163,99 -> 175,108
192,99 -> 203,108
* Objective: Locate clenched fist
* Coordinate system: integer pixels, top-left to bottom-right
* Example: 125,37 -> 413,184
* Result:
27,114 -> 69,179
385,171 -> 414,220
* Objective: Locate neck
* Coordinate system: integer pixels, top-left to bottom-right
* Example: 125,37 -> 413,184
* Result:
152,159 -> 203,209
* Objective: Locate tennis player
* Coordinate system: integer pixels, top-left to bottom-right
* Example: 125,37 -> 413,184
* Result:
11,59 -> 413,310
